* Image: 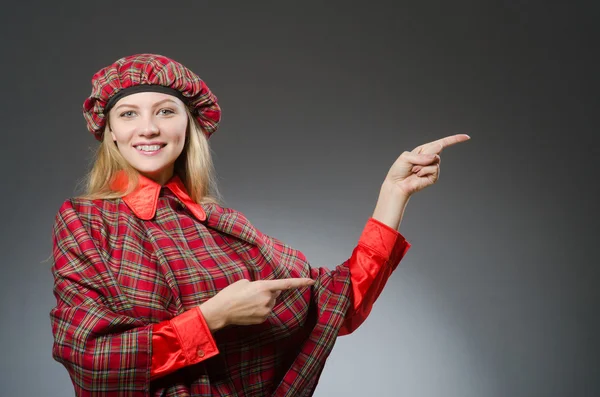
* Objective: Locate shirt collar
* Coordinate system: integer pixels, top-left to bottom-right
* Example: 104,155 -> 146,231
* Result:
111,170 -> 206,221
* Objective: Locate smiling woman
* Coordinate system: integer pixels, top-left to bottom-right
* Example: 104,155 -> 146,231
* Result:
48,53 -> 464,397
107,93 -> 188,185
83,99 -> 220,207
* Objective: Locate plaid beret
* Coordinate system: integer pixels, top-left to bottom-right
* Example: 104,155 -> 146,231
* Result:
83,53 -> 221,141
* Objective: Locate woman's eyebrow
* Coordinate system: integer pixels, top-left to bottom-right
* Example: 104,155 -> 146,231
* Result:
114,98 -> 179,111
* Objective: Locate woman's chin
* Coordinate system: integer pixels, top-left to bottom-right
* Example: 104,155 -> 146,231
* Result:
134,167 -> 174,184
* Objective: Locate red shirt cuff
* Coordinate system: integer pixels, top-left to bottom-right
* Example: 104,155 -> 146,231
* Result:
345,217 -> 412,318
360,217 -> 411,270
150,307 -> 219,379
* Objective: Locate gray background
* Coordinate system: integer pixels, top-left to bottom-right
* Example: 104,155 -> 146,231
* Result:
1,1 -> 598,396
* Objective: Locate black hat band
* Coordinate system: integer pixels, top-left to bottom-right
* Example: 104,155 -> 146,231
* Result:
104,85 -> 189,115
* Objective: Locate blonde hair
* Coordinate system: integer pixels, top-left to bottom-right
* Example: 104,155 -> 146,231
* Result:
78,107 -> 222,205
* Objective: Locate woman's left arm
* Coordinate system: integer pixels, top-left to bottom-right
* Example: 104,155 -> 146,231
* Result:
339,134 -> 470,335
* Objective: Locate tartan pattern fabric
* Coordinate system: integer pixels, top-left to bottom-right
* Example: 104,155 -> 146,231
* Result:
50,186 -> 354,396
83,53 -> 221,141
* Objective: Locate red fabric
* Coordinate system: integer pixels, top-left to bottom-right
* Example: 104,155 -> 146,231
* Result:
113,172 -> 411,378
339,217 -> 411,335
150,307 -> 219,379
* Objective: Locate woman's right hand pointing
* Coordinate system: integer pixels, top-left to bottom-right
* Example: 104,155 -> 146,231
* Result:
199,278 -> 315,332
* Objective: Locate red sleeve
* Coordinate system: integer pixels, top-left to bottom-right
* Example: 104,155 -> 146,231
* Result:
150,306 -> 219,380
338,217 -> 411,336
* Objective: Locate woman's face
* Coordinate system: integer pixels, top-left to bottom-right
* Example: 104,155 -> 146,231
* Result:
108,92 -> 188,185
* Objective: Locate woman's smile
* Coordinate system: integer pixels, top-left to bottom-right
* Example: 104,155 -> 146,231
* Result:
134,143 -> 167,156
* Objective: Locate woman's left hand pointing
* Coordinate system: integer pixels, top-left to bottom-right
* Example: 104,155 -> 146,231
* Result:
384,134 -> 471,197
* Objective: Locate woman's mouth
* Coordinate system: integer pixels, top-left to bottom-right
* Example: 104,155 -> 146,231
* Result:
134,144 -> 166,155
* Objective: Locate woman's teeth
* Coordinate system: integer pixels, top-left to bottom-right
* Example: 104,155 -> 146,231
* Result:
136,145 -> 163,152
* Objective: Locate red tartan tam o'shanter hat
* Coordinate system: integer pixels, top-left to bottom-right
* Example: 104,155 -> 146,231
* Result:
82,53 -> 221,141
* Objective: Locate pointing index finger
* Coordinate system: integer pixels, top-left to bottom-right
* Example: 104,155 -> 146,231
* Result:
259,278 -> 315,291
438,134 -> 470,149
420,134 -> 471,154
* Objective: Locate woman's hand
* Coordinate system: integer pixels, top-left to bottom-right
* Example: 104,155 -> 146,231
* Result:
385,134 -> 471,198
199,278 -> 315,332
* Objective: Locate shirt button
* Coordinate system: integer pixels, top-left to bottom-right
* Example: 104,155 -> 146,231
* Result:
197,348 -> 205,358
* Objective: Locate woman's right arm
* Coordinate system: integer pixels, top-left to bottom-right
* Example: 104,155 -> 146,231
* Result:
51,200 -> 311,395
50,201 -> 219,396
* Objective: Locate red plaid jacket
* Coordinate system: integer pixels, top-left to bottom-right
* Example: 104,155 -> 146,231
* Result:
50,172 -> 410,396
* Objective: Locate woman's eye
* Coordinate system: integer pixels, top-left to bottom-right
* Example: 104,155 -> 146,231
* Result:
118,109 -> 173,117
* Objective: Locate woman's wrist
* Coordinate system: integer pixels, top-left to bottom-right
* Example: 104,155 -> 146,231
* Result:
371,180 -> 410,231
199,298 -> 228,333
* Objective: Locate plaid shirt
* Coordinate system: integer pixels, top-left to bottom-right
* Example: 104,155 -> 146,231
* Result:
50,172 -> 410,396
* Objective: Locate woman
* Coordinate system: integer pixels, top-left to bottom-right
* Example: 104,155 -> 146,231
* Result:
49,53 -> 469,396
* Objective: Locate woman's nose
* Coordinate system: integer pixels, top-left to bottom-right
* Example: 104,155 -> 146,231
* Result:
138,117 -> 160,136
